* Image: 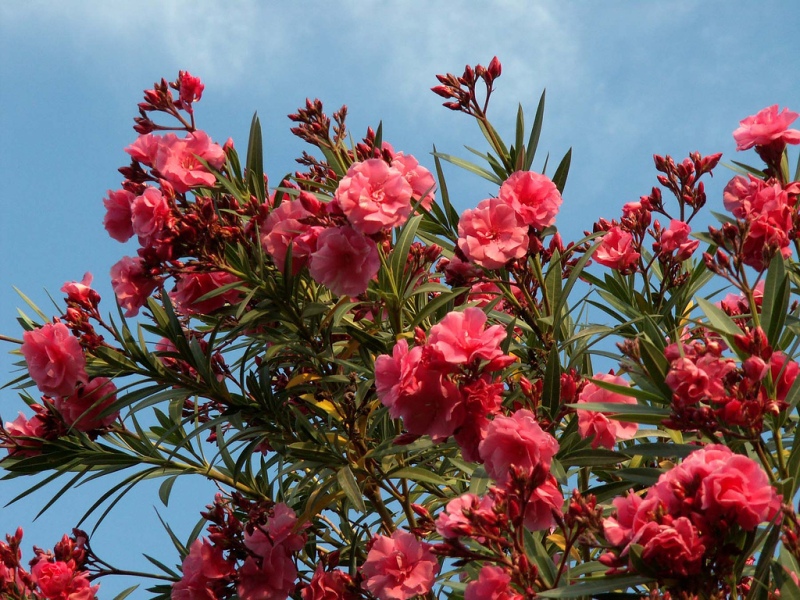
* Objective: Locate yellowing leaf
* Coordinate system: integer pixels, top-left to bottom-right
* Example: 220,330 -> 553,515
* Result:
287,373 -> 321,389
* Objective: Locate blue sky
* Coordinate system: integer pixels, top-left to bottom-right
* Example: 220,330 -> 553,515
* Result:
1,1 -> 799,596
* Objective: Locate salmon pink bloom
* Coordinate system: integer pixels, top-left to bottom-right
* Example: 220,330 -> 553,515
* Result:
154,131 -> 226,193
733,105 -> 800,151
110,255 -> 160,317
125,133 -> 161,166
103,189 -> 135,242
335,159 -> 413,234
639,518 -> 705,578
465,565 -> 521,600
659,220 -> 698,261
31,559 -> 98,600
427,307 -> 507,367
2,411 -> 48,457
375,340 -> 465,440
309,226 -> 380,297
61,273 -> 100,310
21,322 -> 88,398
391,153 -> 436,210
261,199 -> 322,274
361,530 -> 438,600
170,271 -> 241,315
301,565 -> 356,600
457,197 -> 528,270
523,475 -> 563,531
54,377 -> 119,432
576,373 -> 638,450
594,227 -> 639,272
131,187 -> 171,241
172,538 -> 232,600
498,170 -> 562,230
479,409 -> 559,486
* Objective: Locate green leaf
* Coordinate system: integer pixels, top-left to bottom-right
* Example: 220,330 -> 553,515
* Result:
551,147 -> 572,193
389,466 -> 450,487
111,586 -> 140,600
337,466 -> 366,513
537,574 -> 651,598
158,476 -> 178,507
762,253 -> 789,347
246,113 -> 265,203
433,152 -> 503,185
524,89 -> 546,170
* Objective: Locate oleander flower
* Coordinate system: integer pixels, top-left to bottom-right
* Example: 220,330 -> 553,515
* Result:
498,170 -> 562,230
479,409 -> 559,486
335,158 -> 413,234
361,530 -> 439,600
576,373 -> 638,450
594,227 -> 639,272
21,322 -> 88,398
53,377 -> 119,432
102,189 -> 135,242
110,255 -> 160,317
733,105 -> 800,151
465,565 -> 521,600
457,197 -> 528,270
309,226 -> 380,297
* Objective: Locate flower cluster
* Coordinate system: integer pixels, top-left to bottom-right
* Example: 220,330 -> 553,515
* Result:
4,63 -> 800,600
663,328 -> 796,435
600,444 -> 781,594
0,528 -> 98,600
375,307 -> 516,460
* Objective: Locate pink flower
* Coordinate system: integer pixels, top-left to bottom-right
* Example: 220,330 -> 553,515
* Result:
639,517 -> 705,578
659,220 -> 698,261
178,71 -> 204,108
361,530 -> 439,600
32,560 -> 98,600
594,227 -> 639,272
53,377 -> 118,432
465,565 -> 521,600
301,565 -> 356,600
436,493 -> 484,538
576,373 -> 638,450
172,538 -> 233,600
238,504 -> 304,600
523,475 -> 563,531
309,226 -> 380,297
427,307 -> 508,367
103,189 -> 135,242
61,273 -> 100,310
479,409 -> 559,486
733,105 -> 800,151
170,271 -> 241,315
131,187 -> 171,241
391,153 -> 436,210
154,131 -> 226,193
110,256 -> 160,317
237,551 -> 297,600
498,171 -> 562,230
335,159 -> 413,234
21,322 -> 88,398
2,411 -> 48,457
126,133 -> 161,166
261,199 -> 322,274
375,340 -> 465,440
457,198 -> 528,270
697,449 -> 781,530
